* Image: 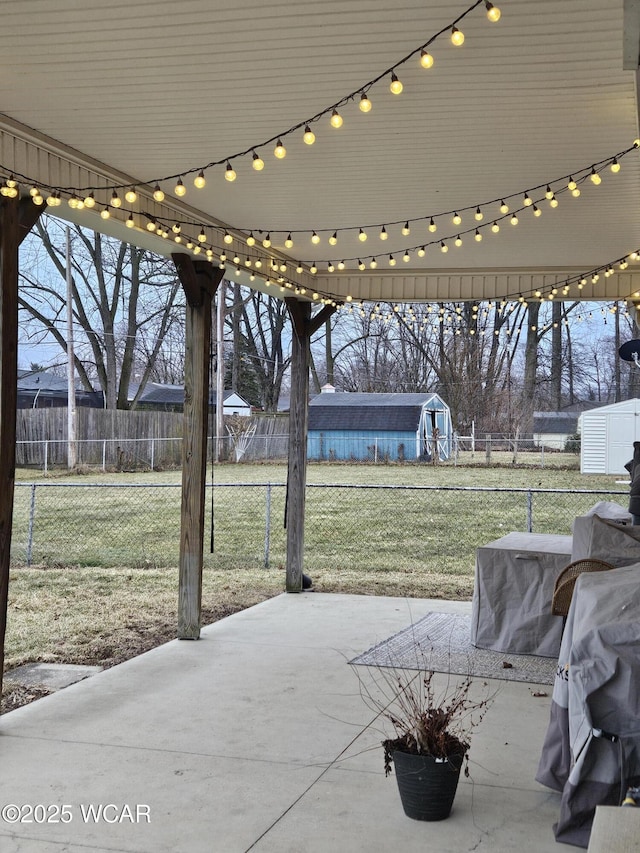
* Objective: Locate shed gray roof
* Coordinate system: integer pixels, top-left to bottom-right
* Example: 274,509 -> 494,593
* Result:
308,392 -> 445,432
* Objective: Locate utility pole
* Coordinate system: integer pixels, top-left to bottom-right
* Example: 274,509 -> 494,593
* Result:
66,227 -> 77,469
216,281 -> 225,461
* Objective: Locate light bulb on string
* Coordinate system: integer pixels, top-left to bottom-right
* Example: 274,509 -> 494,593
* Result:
100,206 -> 110,220
111,190 -> 122,208
440,241 -> 449,253
510,214 -> 518,225
403,251 -> 410,262
388,254 -> 396,266
571,187 -> 581,197
610,158 -> 621,173
370,258 -> 378,269
533,205 -> 542,217
338,260 -> 346,270
523,193 -> 532,207
252,151 -> 265,171
359,92 -> 372,112
451,26 -> 464,46
417,246 -> 426,257
452,212 -> 461,225
589,167 -> 602,185
358,228 -> 367,242
402,222 -> 410,236
262,233 -> 271,248
499,200 -> 509,214
311,231 -> 320,245
125,188 -> 137,204
358,259 -> 365,270
485,2 -> 501,22
223,231 -> 233,245
545,185 -> 553,199
567,176 -> 577,190
390,72 -> 403,95
194,171 -> 206,189
474,229 -> 482,242
153,184 -> 165,202
428,218 -> 437,232
549,195 -> 559,208
84,192 -> 95,208
284,233 -> 293,249
246,232 -> 256,246
274,139 -> 287,159
380,226 -> 388,240
454,235 -> 463,247
491,222 -> 500,233
330,109 -> 343,128
172,223 -> 181,234
126,213 -> 135,229
198,228 -> 207,243
420,50 -> 434,69
303,125 -> 316,145
329,231 -> 338,245
225,162 -> 237,182
475,207 -> 483,221
174,178 -> 186,197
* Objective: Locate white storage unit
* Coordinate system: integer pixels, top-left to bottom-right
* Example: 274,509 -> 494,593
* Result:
580,398 -> 640,474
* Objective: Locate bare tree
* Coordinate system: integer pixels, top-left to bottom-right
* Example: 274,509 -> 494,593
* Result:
19,216 -> 184,408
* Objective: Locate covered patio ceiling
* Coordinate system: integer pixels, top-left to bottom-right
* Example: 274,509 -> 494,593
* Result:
2,0 -> 640,304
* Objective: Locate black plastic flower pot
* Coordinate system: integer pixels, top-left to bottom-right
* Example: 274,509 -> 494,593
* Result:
392,750 -> 464,821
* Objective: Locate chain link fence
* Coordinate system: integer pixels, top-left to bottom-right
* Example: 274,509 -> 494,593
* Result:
16,433 -> 580,470
11,482 -> 627,574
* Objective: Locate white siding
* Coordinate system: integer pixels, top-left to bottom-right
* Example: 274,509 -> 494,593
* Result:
581,399 -> 640,474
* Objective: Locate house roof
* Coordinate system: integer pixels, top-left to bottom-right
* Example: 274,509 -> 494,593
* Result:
533,412 -> 579,434
132,382 -> 250,408
308,392 -> 445,431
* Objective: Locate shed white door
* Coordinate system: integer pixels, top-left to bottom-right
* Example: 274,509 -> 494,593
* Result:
607,410 -> 640,474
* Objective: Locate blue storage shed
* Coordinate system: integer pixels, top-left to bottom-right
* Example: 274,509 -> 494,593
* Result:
307,390 -> 452,462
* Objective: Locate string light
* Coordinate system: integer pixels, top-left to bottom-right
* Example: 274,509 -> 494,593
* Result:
390,72 -> 403,95
194,171 -> 206,189
330,109 -> 343,129
252,152 -> 265,171
359,92 -> 372,113
420,50 -> 434,69
174,178 -> 186,197
225,162 -> 237,182
274,140 -> 286,159
303,125 -> 316,145
451,26 -> 465,46
485,2 -> 501,22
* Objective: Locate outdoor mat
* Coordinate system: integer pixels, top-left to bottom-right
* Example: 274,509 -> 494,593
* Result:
349,612 -> 555,685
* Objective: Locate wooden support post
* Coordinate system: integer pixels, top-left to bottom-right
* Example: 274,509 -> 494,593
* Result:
284,299 -> 336,592
0,198 -> 42,702
172,255 -> 224,639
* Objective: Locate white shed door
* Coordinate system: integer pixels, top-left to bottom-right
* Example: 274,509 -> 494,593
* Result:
608,411 -> 640,474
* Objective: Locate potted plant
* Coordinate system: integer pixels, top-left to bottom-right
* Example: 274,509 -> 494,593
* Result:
356,661 -> 495,821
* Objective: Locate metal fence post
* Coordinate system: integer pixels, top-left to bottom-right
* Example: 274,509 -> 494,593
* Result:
264,483 -> 272,568
102,440 -> 107,472
540,444 -> 545,468
527,490 -> 533,532
26,483 -> 36,567
44,440 -> 48,475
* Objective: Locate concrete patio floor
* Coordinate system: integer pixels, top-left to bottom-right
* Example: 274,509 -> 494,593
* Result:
0,593 -> 563,853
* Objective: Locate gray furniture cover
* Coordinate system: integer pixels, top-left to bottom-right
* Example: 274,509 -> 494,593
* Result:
471,532 -> 572,657
572,514 -> 640,565
536,563 -> 640,848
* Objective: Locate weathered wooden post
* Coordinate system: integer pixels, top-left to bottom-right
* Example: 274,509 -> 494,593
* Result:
172,255 -> 224,638
0,198 -> 43,700
284,299 -> 335,591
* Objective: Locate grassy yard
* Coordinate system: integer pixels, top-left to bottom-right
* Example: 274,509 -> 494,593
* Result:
2,458 -> 629,712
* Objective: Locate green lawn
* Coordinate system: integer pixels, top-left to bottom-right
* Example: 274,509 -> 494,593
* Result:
3,459 -> 629,701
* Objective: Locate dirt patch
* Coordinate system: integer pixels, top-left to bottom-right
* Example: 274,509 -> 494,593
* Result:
1,601 -> 262,715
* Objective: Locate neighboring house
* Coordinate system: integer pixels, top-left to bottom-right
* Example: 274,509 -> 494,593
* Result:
532,411 -> 580,450
307,387 -> 452,462
130,382 -> 252,415
17,369 -> 103,408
